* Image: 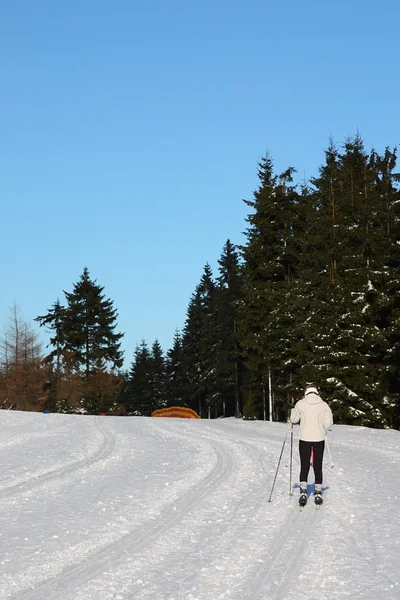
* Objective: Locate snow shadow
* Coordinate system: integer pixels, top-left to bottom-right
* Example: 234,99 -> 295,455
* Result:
292,482 -> 330,496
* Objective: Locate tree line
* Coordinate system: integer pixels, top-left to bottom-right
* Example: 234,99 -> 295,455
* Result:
1,134 -> 399,427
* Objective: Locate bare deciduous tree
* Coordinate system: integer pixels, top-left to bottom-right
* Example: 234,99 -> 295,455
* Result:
0,302 -> 45,410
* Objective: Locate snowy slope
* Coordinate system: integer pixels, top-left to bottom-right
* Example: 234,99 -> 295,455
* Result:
0,411 -> 399,600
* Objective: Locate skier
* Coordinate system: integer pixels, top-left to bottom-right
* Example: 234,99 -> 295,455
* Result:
290,384 -> 333,506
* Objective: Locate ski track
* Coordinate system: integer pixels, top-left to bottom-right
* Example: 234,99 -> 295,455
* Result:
10,421 -> 235,600
0,418 -> 115,499
1,414 -> 399,600
278,435 -> 400,600
239,500 -> 316,600
140,422 -> 276,588
46,421 -> 299,600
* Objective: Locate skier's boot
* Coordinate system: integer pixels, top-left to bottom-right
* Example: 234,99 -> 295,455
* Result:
314,490 -> 323,506
299,487 -> 308,507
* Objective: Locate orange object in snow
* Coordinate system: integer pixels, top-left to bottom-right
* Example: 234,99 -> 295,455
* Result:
151,406 -> 200,419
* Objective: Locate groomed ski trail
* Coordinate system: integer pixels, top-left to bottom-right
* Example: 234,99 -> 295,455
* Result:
10,421 -> 235,600
1,413 -> 399,600
0,418 -> 116,499
240,498 -> 320,600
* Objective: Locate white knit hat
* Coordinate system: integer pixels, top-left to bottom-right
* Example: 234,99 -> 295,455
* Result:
304,383 -> 318,395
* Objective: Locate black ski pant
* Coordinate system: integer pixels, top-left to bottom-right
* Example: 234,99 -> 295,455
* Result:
299,440 -> 325,485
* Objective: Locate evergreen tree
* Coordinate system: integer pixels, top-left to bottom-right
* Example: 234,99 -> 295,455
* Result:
238,154 -> 300,418
216,240 -> 243,416
125,341 -> 153,415
118,370 -> 131,413
182,264 -> 220,417
63,268 -> 124,378
299,136 -> 394,426
165,331 -> 186,407
150,339 -> 166,410
182,289 -> 203,414
35,299 -> 67,400
237,138 -> 399,426
376,147 -> 400,427
292,140 -> 342,389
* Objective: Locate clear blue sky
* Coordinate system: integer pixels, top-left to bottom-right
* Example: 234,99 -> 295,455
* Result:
1,0 -> 399,367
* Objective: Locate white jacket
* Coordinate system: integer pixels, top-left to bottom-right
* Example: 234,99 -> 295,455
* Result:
290,386 -> 333,442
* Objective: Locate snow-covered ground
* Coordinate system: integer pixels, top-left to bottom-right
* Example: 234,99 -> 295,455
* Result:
0,411 -> 399,600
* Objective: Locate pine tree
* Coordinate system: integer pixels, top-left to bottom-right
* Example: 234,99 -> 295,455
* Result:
182,289 -> 203,414
238,154 -> 300,418
231,136 -> 400,427
150,339 -> 166,410
63,268 -> 124,378
376,147 -> 400,427
165,331 -> 186,407
182,264 -> 220,417
282,142 -> 343,401
302,136 -> 393,426
216,240 -> 243,416
125,341 -> 154,415
35,299 -> 67,400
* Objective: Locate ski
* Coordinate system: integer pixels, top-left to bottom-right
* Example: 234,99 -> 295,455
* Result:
297,493 -> 324,510
299,502 -> 323,511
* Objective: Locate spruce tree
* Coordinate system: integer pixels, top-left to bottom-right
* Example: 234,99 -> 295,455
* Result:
165,331 -> 186,407
150,339 -> 166,410
235,136 -> 399,427
182,264 -> 220,417
182,288 -> 203,414
303,136 -> 392,426
216,240 -> 243,416
376,147 -> 400,427
125,341 -> 153,415
238,154 -> 300,418
63,268 -> 124,378
335,139 -> 391,425
35,299 -> 67,399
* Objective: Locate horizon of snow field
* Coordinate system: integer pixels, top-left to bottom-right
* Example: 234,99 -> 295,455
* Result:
0,411 -> 399,600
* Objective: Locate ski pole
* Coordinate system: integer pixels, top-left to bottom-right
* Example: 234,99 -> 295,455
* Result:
268,423 -> 290,502
289,423 -> 293,496
324,429 -> 344,502
325,429 -> 334,468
